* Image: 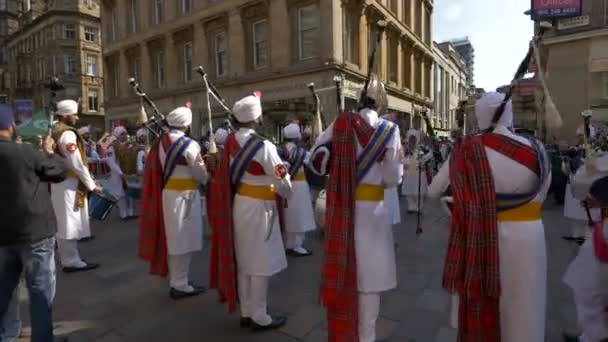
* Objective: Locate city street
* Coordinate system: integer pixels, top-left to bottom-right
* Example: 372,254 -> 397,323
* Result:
13,198 -> 581,342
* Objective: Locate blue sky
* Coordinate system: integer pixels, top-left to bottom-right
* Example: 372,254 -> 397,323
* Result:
433,0 -> 534,91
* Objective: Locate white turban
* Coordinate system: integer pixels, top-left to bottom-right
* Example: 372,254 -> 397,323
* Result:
77,126 -> 90,135
166,107 -> 193,128
214,128 -> 228,146
112,126 -> 127,137
136,128 -> 148,138
283,123 -> 302,140
232,94 -> 262,123
475,92 -> 513,131
56,99 -> 78,117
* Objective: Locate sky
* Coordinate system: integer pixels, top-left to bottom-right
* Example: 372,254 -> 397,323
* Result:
433,0 -> 534,91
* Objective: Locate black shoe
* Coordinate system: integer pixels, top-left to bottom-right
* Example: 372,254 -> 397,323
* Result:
240,317 -> 252,328
54,337 -> 68,342
62,262 -> 99,273
251,315 -> 287,331
286,249 -> 312,257
169,286 -> 206,300
79,235 -> 96,242
563,333 -> 580,342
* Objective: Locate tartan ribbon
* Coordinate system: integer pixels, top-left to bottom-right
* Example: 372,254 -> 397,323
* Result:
162,135 -> 192,186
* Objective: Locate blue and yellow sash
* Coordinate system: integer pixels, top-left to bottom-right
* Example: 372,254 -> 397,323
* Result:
496,137 -> 549,212
355,120 -> 396,184
230,136 -> 265,186
288,147 -> 307,177
162,135 -> 192,186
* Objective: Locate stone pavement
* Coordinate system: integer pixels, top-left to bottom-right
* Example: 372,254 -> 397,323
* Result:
14,199 -> 580,342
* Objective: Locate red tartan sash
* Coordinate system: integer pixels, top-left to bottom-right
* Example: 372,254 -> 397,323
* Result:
137,139 -> 169,277
480,134 -> 540,176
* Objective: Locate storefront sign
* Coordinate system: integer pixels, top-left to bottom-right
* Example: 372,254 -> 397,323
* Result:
532,0 -> 582,20
558,15 -> 590,29
13,99 -> 33,124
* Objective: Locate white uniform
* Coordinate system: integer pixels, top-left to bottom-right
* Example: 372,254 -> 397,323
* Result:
158,130 -> 207,291
105,143 -> 134,218
232,127 -> 292,326
428,126 -> 551,342
402,151 -> 431,212
51,129 -> 96,267
314,109 -> 402,342
283,142 -> 316,251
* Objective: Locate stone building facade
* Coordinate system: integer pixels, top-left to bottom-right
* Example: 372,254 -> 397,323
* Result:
3,0 -> 104,127
0,0 -> 19,104
541,0 -> 608,143
101,0 -> 434,138
432,41 -> 467,137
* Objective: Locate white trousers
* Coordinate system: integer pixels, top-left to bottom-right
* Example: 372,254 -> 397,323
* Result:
168,253 -> 193,292
116,197 -> 135,218
238,273 -> 272,326
285,232 -> 305,250
406,195 -> 424,212
359,292 -> 380,342
56,238 -> 85,268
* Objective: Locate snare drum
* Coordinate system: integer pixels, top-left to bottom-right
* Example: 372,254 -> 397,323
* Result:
89,191 -> 117,221
125,175 -> 142,199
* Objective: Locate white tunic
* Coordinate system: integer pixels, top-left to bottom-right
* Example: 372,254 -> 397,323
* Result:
232,128 -> 293,276
51,130 -> 97,240
385,187 -> 401,225
402,152 -> 431,196
104,143 -> 126,200
283,142 -> 316,234
158,130 -> 208,256
428,126 -> 551,342
314,109 -> 402,292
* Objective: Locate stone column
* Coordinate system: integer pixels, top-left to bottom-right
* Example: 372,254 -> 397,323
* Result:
140,42 -> 151,89
269,0 -> 289,69
358,6 -> 368,76
119,50 -> 128,98
396,36 -> 403,88
227,9 -> 245,76
165,33 -> 177,88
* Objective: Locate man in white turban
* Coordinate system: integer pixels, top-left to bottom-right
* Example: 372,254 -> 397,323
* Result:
208,92 -> 292,330
402,128 -> 432,212
428,92 -> 551,341
310,78 -> 402,342
51,99 -> 101,272
105,125 -> 136,219
138,106 -> 208,300
281,122 -> 315,257
136,128 -> 149,175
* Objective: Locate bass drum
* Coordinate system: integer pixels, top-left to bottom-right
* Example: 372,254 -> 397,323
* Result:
315,189 -> 327,230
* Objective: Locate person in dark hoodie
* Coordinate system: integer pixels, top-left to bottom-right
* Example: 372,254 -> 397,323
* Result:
0,104 -> 69,342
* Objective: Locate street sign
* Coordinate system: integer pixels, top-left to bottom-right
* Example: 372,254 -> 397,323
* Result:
531,0 -> 582,20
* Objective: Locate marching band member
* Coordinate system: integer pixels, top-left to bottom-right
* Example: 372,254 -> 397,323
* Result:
138,106 -> 208,299
428,92 -> 551,342
310,79 -> 401,342
51,99 -> 101,272
281,122 -> 315,257
106,126 -> 137,219
208,93 -> 292,330
136,128 -> 149,175
402,129 -> 432,213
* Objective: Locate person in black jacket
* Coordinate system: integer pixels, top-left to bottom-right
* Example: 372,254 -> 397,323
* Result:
0,104 -> 69,342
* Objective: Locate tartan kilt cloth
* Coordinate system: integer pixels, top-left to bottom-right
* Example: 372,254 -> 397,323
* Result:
443,136 -> 501,342
321,112 -> 375,342
207,136 -> 239,313
137,138 -> 169,277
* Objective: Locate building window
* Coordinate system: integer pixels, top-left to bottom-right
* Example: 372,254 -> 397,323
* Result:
112,63 -> 119,97
298,4 -> 320,60
128,0 -> 137,33
181,0 -> 192,14
154,0 -> 163,24
343,8 -> 359,65
183,42 -> 193,82
389,0 -> 398,14
63,23 -> 76,39
424,6 -> 431,45
214,32 -> 227,77
64,55 -> 76,74
155,50 -> 165,88
84,27 -> 97,42
416,0 -> 423,37
403,0 -> 411,27
252,20 -> 268,69
38,58 -> 45,81
86,54 -> 98,76
111,6 -> 117,41
403,46 -> 411,89
388,32 -> 398,84
88,89 -> 99,112
128,56 -> 140,81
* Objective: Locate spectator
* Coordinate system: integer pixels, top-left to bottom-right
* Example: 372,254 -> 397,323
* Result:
0,104 -> 69,342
